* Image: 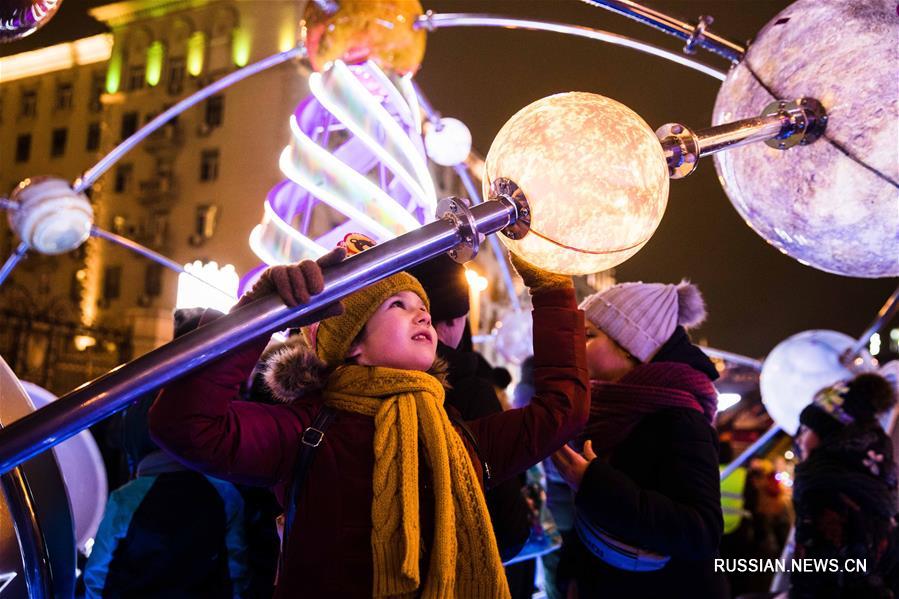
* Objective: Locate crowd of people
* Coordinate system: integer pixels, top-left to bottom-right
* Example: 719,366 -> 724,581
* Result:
78,242 -> 899,598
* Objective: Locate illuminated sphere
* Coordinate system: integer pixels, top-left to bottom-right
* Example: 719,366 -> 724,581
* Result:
0,0 -> 63,43
493,309 -> 533,365
424,117 -> 472,167
301,0 -> 426,74
713,0 -> 898,278
23,381 -> 107,554
484,92 -> 669,276
8,177 -> 93,255
760,329 -> 875,435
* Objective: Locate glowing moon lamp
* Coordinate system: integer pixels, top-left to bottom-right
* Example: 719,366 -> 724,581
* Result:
713,0 -> 899,278
484,92 -> 670,276
493,309 -> 533,365
424,117 -> 472,167
8,177 -> 93,255
0,0 -> 63,43
760,329 -> 876,435
22,381 -> 108,555
300,0 -> 426,75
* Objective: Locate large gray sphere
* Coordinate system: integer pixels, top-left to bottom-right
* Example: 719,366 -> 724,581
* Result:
713,0 -> 898,278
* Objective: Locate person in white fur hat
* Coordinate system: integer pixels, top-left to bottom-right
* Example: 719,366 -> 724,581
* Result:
550,280 -> 728,598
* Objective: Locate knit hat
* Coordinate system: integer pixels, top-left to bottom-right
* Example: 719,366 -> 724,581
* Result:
799,373 -> 897,439
406,254 -> 470,323
304,272 -> 429,367
579,280 -> 707,362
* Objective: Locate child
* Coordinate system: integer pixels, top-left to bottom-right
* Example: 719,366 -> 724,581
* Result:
148,250 -> 589,598
551,280 -> 727,598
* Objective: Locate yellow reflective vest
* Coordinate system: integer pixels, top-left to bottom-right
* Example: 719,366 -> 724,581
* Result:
720,465 -> 747,535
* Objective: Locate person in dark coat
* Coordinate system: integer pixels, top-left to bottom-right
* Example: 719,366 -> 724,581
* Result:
149,246 -> 590,598
409,256 -> 534,596
84,308 -> 251,598
551,280 -> 727,598
790,372 -> 899,599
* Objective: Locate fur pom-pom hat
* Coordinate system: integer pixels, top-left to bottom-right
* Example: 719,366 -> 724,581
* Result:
579,280 -> 706,362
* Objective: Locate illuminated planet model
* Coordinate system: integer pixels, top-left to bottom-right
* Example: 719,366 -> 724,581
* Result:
484,92 -> 669,276
713,0 -> 899,278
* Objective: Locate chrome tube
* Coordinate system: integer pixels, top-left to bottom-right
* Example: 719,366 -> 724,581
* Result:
0,199 -> 518,475
845,285 -> 899,363
418,13 -> 727,81
699,346 -> 762,370
577,0 -> 744,63
73,46 -> 305,193
696,115 -> 787,156
0,241 -> 29,287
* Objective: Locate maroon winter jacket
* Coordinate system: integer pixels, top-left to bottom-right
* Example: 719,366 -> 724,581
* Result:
148,287 -> 588,597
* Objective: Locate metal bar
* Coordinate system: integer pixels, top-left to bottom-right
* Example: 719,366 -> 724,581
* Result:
0,241 -> 29,287
411,81 -> 522,311
90,226 -> 233,299
73,46 -> 305,193
577,0 -> 744,62
720,424 -> 782,480
695,115 -> 787,156
699,346 -> 762,370
0,199 -> 518,475
845,284 -> 899,362
418,13 -> 727,81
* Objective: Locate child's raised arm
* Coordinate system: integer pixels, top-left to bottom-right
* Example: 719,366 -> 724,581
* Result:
466,256 -> 590,484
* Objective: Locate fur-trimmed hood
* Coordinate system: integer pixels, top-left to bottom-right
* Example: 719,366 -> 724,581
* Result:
263,335 -> 450,404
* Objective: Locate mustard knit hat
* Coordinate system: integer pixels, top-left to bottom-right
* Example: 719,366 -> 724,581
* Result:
304,272 -> 430,367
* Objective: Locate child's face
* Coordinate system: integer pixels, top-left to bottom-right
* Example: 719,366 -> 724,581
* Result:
584,321 -> 635,382
350,290 -> 437,371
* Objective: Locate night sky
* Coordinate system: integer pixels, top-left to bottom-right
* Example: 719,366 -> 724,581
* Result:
4,0 -> 897,359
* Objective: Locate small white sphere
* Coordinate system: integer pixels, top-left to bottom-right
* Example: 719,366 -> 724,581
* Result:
760,329 -> 876,435
8,177 -> 93,255
424,117 -> 472,167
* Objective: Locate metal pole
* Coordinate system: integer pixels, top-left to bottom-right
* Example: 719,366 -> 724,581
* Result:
844,285 -> 899,363
73,46 -> 305,193
418,13 -> 727,81
577,0 -> 745,63
699,346 -> 762,370
0,241 -> 29,287
720,424 -> 782,481
695,116 -> 787,156
0,199 -> 518,475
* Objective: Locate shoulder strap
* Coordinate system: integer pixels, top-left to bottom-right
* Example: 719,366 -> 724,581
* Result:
280,405 -> 336,570
449,414 -> 492,484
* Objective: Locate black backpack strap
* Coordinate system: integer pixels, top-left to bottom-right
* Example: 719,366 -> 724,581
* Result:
449,415 -> 492,484
280,405 -> 336,571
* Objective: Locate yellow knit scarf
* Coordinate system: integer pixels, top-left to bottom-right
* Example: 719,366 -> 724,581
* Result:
324,365 -> 510,599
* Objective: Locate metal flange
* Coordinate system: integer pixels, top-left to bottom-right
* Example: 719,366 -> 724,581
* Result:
489,177 -> 531,240
436,196 -> 479,263
656,123 -> 700,179
761,97 -> 828,150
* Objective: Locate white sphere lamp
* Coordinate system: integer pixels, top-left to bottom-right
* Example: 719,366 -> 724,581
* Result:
8,177 -> 94,255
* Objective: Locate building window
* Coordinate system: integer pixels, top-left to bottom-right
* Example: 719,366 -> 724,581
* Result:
121,111 -> 139,141
114,163 -> 133,193
50,128 -> 68,157
127,65 -> 145,91
199,149 -> 219,182
86,122 -> 101,151
20,89 -> 37,117
168,56 -> 185,95
15,134 -> 31,162
144,263 -> 163,297
205,95 -> 224,128
54,82 -> 74,110
103,265 -> 122,301
90,72 -> 104,112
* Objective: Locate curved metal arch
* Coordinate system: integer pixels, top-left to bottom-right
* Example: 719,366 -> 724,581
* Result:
417,13 -> 727,81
